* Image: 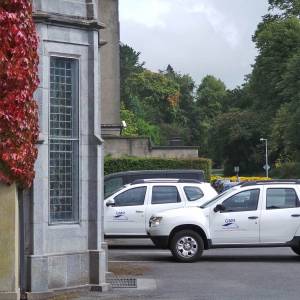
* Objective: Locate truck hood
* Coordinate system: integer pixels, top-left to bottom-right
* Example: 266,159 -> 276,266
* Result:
152,206 -> 207,219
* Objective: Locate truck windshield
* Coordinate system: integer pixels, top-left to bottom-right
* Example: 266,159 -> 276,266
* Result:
104,185 -> 128,200
200,189 -> 234,208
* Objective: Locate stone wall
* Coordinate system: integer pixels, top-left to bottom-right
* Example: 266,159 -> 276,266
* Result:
0,183 -> 19,300
104,136 -> 199,159
33,0 -> 88,18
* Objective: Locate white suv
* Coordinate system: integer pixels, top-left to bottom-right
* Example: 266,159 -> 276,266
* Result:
148,180 -> 300,262
104,179 -> 217,237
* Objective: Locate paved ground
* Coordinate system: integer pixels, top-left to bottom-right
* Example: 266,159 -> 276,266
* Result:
78,239 -> 300,300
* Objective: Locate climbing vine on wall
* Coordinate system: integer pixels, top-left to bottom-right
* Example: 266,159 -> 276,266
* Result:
0,0 -> 39,187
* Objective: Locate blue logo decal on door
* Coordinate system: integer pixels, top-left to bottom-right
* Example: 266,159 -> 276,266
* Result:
114,210 -> 128,220
222,219 -> 239,229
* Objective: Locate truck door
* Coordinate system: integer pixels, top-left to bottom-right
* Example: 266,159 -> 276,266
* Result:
210,189 -> 261,244
104,186 -> 148,236
260,187 -> 300,243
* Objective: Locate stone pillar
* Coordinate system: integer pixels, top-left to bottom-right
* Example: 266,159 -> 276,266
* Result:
99,0 -> 121,136
0,183 -> 20,300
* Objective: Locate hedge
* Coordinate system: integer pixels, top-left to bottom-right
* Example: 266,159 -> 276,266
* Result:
270,162 -> 300,179
104,156 -> 212,180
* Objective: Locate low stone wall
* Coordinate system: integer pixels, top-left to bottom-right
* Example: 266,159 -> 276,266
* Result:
0,183 -> 20,300
103,136 -> 199,159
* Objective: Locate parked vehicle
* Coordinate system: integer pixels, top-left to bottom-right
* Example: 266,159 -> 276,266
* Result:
104,170 -> 205,198
148,180 -> 300,262
212,179 -> 239,193
104,178 -> 217,237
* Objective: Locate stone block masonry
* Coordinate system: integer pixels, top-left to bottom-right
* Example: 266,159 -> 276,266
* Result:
0,183 -> 20,300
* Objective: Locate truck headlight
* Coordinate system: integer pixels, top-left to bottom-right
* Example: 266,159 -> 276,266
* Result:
149,216 -> 163,227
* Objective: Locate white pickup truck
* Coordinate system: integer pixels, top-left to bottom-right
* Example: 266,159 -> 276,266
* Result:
104,179 -> 217,237
148,180 -> 300,262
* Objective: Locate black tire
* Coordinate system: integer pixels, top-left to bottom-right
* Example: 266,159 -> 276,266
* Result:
170,230 -> 204,262
291,246 -> 300,255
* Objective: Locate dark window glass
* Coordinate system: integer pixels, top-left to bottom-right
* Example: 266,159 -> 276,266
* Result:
266,188 -> 299,209
222,189 -> 260,212
152,186 -> 181,204
114,187 -> 146,207
184,186 -> 204,201
104,177 -> 124,199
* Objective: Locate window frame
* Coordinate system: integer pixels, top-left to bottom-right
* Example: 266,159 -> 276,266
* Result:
48,56 -> 80,225
221,189 -> 260,213
183,186 -> 204,202
266,187 -> 300,210
113,186 -> 147,207
151,185 -> 181,205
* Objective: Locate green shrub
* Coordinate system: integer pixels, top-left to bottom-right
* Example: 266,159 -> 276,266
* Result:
104,156 -> 212,180
270,162 -> 300,179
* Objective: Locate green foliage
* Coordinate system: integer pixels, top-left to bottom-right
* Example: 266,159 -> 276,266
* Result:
120,43 -> 144,108
194,75 -> 228,156
270,162 -> 300,178
162,66 -> 196,145
268,0 -> 300,18
119,6 -> 300,175
104,156 -> 212,180
120,105 -> 139,136
251,17 -> 300,114
126,69 -> 180,123
196,75 -> 227,117
120,43 -> 194,145
120,104 -> 161,144
209,111 -> 265,175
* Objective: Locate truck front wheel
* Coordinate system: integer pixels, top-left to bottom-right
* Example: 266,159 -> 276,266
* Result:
170,230 -> 204,262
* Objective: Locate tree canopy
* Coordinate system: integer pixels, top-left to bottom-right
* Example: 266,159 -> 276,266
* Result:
120,0 -> 300,175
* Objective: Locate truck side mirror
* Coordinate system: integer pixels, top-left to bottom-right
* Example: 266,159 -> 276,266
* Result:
106,199 -> 115,207
214,204 -> 225,213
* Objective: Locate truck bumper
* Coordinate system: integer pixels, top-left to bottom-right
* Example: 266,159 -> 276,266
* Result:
148,234 -> 169,249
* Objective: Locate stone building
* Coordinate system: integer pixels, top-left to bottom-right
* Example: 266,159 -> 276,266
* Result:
18,0 -> 108,297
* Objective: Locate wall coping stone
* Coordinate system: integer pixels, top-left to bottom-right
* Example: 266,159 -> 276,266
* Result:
33,11 -> 105,30
103,135 -> 199,150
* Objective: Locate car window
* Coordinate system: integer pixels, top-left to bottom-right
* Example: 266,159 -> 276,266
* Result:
114,186 -> 146,207
266,188 -> 299,209
104,177 -> 123,198
152,186 -> 181,204
222,189 -> 260,212
184,186 -> 204,201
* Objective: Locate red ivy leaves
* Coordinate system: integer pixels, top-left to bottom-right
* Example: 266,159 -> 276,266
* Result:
0,0 -> 39,187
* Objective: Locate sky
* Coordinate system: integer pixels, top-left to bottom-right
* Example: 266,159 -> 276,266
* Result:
119,0 -> 269,89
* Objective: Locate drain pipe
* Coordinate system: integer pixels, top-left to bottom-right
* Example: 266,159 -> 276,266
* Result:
18,188 -> 27,300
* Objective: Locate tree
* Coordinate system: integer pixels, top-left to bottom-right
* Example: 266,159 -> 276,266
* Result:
249,17 -> 300,116
268,0 -> 300,18
209,111 -> 264,175
124,69 -> 180,127
163,65 -> 196,144
120,43 -> 144,109
194,75 -> 228,155
196,75 -> 227,118
0,0 -> 39,187
120,104 -> 161,144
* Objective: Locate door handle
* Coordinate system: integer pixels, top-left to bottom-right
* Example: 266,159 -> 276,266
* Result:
291,214 -> 300,217
136,210 -> 144,213
248,216 -> 258,220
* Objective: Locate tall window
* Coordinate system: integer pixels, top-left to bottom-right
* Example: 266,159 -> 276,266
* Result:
49,57 -> 79,223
